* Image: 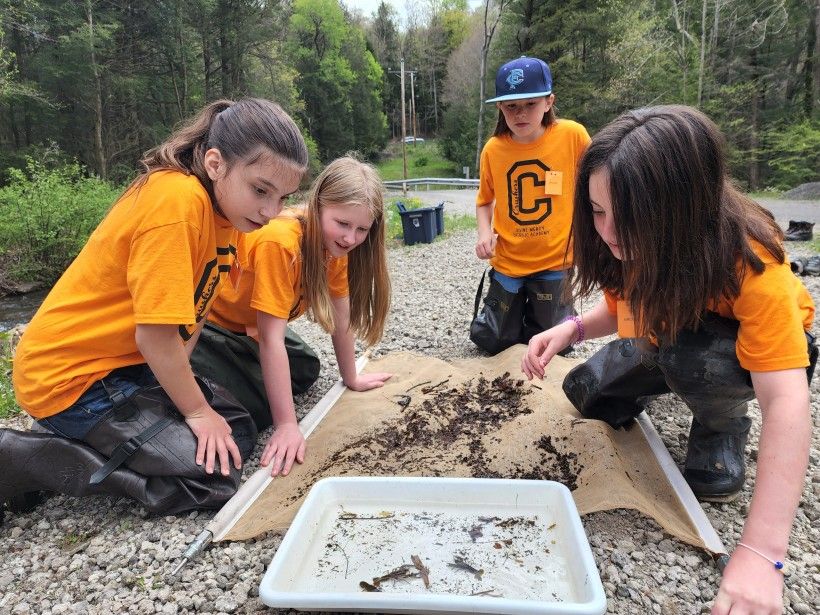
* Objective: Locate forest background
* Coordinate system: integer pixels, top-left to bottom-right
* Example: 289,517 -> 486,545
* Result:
0,0 -> 818,289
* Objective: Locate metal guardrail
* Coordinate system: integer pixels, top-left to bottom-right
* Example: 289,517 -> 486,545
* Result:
383,177 -> 479,189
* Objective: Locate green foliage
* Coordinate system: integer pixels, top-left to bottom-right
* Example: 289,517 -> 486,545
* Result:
762,120 -> 820,190
0,158 -> 120,285
375,140 -> 456,180
413,155 -> 429,168
439,104 -> 483,177
289,0 -> 387,162
0,331 -> 20,418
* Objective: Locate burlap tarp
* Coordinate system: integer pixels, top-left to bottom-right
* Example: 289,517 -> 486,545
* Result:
223,346 -> 704,550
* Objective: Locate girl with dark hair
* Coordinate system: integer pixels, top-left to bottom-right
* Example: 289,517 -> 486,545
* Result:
4,98 -> 308,517
471,56 -> 590,354
522,105 -> 815,613
194,156 -> 392,477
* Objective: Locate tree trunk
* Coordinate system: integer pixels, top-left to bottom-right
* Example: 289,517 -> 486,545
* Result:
749,47 -> 760,189
804,0 -> 818,117
475,43 -> 487,174
475,0 -> 507,174
86,0 -> 107,180
202,26 -> 212,101
697,0 -> 707,106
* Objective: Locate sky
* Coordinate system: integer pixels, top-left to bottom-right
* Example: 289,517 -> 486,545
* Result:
342,0 -> 484,28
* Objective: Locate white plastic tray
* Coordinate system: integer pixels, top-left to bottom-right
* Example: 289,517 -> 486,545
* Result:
259,477 -> 605,614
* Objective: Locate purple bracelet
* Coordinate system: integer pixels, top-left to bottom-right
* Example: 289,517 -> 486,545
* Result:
563,315 -> 585,343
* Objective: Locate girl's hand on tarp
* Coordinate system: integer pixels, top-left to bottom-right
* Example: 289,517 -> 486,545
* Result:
346,372 -> 393,392
260,423 -> 306,477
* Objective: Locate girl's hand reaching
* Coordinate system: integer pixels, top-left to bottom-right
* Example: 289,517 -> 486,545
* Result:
711,548 -> 784,615
521,320 -> 577,380
185,404 -> 243,476
260,422 -> 305,477
345,372 -> 393,392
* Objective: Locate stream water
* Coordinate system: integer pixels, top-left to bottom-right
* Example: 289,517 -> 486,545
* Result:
0,289 -> 47,332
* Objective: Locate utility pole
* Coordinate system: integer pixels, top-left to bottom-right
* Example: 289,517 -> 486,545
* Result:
389,58 -> 417,196
409,70 -> 418,143
400,58 -> 407,195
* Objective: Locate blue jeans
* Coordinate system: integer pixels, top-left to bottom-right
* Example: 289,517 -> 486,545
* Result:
37,365 -> 153,440
492,269 -> 565,293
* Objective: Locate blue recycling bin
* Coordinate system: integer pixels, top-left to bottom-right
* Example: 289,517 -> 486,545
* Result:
398,207 -> 437,245
433,202 -> 444,235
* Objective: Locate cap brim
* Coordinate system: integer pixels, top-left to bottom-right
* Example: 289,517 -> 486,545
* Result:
485,90 -> 552,103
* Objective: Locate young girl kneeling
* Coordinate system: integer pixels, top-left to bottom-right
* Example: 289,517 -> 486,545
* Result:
4,98 -> 308,517
521,105 -> 815,613
195,156 -> 392,477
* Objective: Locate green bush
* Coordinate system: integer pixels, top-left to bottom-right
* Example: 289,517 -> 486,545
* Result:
762,120 -> 820,190
0,331 -> 20,418
0,159 -> 120,285
413,155 -> 429,168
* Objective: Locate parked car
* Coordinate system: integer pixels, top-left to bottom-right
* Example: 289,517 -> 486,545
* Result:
402,136 -> 425,143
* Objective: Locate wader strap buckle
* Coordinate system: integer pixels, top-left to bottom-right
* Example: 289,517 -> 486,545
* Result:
89,416 -> 175,485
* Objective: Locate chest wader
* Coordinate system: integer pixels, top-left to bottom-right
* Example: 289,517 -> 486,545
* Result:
0,372 -> 257,518
190,322 -> 320,430
469,269 -> 525,355
562,313 -> 817,502
520,278 -> 576,353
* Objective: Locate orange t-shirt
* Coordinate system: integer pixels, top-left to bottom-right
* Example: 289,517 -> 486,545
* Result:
477,119 -> 591,277
208,215 -> 348,338
604,241 -> 815,372
13,170 -> 238,418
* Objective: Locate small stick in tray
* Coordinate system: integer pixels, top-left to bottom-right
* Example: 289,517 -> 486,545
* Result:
359,581 -> 382,592
339,510 -> 395,521
411,554 -> 430,589
470,588 -> 502,597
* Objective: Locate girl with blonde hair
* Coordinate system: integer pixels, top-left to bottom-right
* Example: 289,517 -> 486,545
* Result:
197,155 -> 392,476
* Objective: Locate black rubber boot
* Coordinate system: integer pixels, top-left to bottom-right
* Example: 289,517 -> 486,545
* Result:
0,378 -> 257,516
784,220 -> 814,241
563,338 -> 670,428
191,323 -> 321,430
521,278 -> 575,353
655,314 -> 756,501
683,417 -> 750,502
805,255 -> 820,276
790,257 -> 807,275
469,270 -> 525,355
0,427 -> 243,515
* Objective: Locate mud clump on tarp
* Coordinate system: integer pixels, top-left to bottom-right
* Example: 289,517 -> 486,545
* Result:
290,372 -> 585,502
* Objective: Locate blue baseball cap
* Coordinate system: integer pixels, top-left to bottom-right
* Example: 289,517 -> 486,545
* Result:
485,56 -> 553,103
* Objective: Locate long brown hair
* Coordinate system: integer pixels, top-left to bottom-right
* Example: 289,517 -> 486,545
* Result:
569,104 -> 783,342
129,98 -> 308,197
301,156 -> 390,346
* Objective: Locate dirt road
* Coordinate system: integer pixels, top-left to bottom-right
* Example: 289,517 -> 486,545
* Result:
393,188 -> 819,229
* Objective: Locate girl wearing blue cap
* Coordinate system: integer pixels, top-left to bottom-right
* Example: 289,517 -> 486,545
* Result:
471,56 -> 591,354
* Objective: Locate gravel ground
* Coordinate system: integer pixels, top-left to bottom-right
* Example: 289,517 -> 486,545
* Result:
2,229 -> 820,615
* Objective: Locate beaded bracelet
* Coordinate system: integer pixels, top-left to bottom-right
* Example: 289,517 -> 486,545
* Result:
736,542 -> 791,576
562,315 -> 585,344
